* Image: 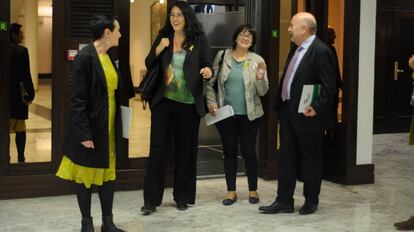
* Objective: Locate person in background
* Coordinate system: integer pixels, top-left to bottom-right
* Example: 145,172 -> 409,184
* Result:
259,12 -> 337,215
9,23 -> 35,163
393,54 -> 414,231
409,54 -> 414,146
326,26 -> 342,124
205,24 -> 268,206
140,1 -> 213,215
56,14 -> 125,232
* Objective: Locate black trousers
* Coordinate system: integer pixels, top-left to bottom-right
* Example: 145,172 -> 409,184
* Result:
216,115 -> 259,191
144,98 -> 200,205
276,105 -> 324,205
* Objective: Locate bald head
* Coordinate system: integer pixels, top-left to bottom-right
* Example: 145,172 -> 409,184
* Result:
288,12 -> 317,45
295,12 -> 317,34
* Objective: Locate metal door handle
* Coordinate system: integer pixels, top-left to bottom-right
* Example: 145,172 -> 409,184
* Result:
394,61 -> 404,80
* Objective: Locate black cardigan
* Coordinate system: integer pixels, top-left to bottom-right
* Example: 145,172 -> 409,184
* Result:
62,44 -> 123,168
145,32 -> 213,116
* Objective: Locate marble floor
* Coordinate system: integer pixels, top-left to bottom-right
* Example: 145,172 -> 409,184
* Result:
1,133 -> 413,232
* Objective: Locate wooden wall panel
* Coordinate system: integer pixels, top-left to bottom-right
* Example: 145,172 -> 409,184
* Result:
257,0 -> 279,180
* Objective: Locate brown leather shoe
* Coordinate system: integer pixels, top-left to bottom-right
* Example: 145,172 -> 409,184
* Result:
394,216 -> 414,230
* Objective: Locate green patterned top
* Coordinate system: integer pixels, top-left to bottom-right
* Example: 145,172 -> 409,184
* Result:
164,51 -> 195,104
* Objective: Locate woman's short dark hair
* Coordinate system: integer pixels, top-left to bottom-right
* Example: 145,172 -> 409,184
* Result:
232,24 -> 256,51
160,1 -> 204,50
90,14 -> 116,40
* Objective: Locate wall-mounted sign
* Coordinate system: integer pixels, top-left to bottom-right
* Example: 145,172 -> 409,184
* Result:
67,50 -> 78,61
0,21 -> 7,31
272,29 -> 278,39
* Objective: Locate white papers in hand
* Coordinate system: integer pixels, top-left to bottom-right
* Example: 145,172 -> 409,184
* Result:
120,106 -> 132,138
298,84 -> 320,113
204,105 -> 235,126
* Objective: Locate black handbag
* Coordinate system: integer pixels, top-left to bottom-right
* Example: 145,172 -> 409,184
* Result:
19,81 -> 30,104
137,63 -> 161,109
411,83 -> 414,107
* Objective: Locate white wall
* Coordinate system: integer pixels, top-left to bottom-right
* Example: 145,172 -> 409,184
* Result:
38,16 -> 52,74
357,0 -> 377,165
10,0 -> 25,23
130,0 -> 160,87
24,0 -> 39,90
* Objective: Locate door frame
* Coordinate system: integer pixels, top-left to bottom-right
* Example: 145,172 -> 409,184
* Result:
373,0 -> 414,134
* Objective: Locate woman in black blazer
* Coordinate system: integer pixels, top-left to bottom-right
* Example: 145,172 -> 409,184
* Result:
56,14 -> 125,232
140,1 -> 213,215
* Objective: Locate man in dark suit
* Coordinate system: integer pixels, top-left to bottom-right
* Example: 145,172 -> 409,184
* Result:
259,12 -> 337,215
9,23 -> 35,163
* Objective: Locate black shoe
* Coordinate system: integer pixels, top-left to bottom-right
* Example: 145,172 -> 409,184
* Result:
248,191 -> 259,204
258,201 -> 294,214
140,204 -> 156,216
101,215 -> 125,232
176,201 -> 188,211
394,216 -> 414,230
249,196 -> 260,204
222,195 -> 237,206
299,202 -> 318,215
81,217 -> 94,232
18,156 -> 25,163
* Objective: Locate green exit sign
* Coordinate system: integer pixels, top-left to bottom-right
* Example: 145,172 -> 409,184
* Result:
0,21 -> 7,31
272,29 -> 278,38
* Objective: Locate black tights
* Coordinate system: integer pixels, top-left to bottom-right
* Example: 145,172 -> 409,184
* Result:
75,181 -> 114,218
15,131 -> 26,160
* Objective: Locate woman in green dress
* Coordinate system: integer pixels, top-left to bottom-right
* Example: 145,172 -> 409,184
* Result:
56,14 -> 125,232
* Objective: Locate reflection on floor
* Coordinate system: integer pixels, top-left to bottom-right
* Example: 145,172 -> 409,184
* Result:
1,133 -> 413,232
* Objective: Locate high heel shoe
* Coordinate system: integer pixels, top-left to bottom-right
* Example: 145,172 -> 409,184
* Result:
140,204 -> 156,216
176,201 -> 188,211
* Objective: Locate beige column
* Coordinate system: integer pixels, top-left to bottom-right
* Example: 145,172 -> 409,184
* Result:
23,0 -> 38,90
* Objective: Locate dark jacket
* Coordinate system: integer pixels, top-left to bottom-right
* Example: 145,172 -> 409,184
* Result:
63,44 -> 123,168
10,43 -> 35,119
275,38 -> 338,133
145,32 -> 213,116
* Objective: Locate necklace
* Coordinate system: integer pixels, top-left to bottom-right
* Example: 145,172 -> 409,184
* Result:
174,37 -> 182,53
233,50 -> 248,62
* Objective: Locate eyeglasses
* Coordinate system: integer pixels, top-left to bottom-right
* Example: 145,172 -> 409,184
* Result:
238,33 -> 253,40
169,13 -> 184,19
